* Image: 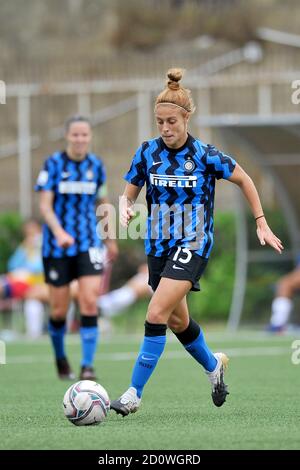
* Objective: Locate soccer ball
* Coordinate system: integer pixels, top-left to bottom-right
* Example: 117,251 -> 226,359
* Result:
63,380 -> 110,426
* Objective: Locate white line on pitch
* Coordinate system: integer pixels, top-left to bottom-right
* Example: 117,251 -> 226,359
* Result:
5,346 -> 289,364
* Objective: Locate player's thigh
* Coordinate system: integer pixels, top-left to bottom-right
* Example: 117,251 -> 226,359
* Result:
26,284 -> 49,302
77,275 -> 102,312
128,271 -> 152,298
146,277 -> 191,324
286,269 -> 300,290
70,280 -> 79,300
279,269 -> 300,291
49,284 -> 71,317
77,275 -> 102,299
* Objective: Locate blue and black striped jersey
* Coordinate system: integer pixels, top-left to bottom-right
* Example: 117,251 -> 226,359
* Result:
35,151 -> 106,258
124,134 -> 236,259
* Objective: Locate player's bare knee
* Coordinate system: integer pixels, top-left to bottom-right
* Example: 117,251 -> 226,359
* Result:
146,305 -> 166,324
51,300 -> 69,317
80,302 -> 98,314
79,296 -> 97,314
51,310 -> 67,321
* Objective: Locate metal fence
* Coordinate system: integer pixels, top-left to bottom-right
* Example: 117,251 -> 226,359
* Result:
1,65 -> 300,217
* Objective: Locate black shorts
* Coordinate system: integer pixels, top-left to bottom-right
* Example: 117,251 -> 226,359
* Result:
43,248 -> 104,287
147,247 -> 208,292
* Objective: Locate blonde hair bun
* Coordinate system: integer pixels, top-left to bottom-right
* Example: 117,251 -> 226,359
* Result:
167,68 -> 184,90
155,67 -> 195,114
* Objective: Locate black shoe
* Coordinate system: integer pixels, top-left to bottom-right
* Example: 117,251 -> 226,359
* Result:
206,352 -> 229,407
56,357 -> 75,380
212,380 -> 229,407
79,366 -> 97,381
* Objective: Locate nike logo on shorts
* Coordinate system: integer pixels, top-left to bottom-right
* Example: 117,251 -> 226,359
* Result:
172,264 -> 184,270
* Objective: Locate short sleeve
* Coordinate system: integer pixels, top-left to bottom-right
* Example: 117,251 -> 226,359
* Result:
124,144 -> 147,187
97,183 -> 108,199
34,158 -> 56,191
204,145 -> 236,180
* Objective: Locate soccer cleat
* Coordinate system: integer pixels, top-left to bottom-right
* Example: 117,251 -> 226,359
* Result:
110,387 -> 141,417
79,366 -> 97,381
56,357 -> 75,380
206,352 -> 229,407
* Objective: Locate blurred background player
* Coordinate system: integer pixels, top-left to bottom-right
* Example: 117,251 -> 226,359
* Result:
0,219 -> 48,339
35,115 -> 118,381
268,256 -> 300,332
110,68 -> 283,417
97,263 -> 152,318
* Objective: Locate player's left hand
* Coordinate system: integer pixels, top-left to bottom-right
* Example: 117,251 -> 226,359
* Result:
256,219 -> 284,254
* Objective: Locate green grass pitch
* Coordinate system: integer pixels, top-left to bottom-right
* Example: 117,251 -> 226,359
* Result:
1,331 -> 300,450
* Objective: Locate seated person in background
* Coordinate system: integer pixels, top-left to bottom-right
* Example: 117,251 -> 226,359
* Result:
268,255 -> 300,332
97,264 -> 152,318
0,219 -> 48,338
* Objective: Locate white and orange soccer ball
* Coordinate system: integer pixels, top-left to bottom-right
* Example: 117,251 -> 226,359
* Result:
63,380 -> 110,426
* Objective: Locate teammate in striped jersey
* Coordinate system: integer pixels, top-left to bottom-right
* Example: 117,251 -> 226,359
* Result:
110,68 -> 283,416
35,115 -> 118,380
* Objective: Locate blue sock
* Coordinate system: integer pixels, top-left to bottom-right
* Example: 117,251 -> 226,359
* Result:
80,315 -> 99,367
185,330 -> 217,371
48,318 -> 66,360
130,322 -> 167,398
174,318 -> 217,372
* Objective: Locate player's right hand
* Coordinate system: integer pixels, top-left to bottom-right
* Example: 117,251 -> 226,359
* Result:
56,230 -> 75,248
120,207 -> 135,228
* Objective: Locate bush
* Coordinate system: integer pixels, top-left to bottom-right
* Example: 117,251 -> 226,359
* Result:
187,211 -> 235,321
0,212 -> 23,273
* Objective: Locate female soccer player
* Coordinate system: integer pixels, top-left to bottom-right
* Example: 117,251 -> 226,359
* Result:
35,115 -> 118,380
110,69 -> 283,416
